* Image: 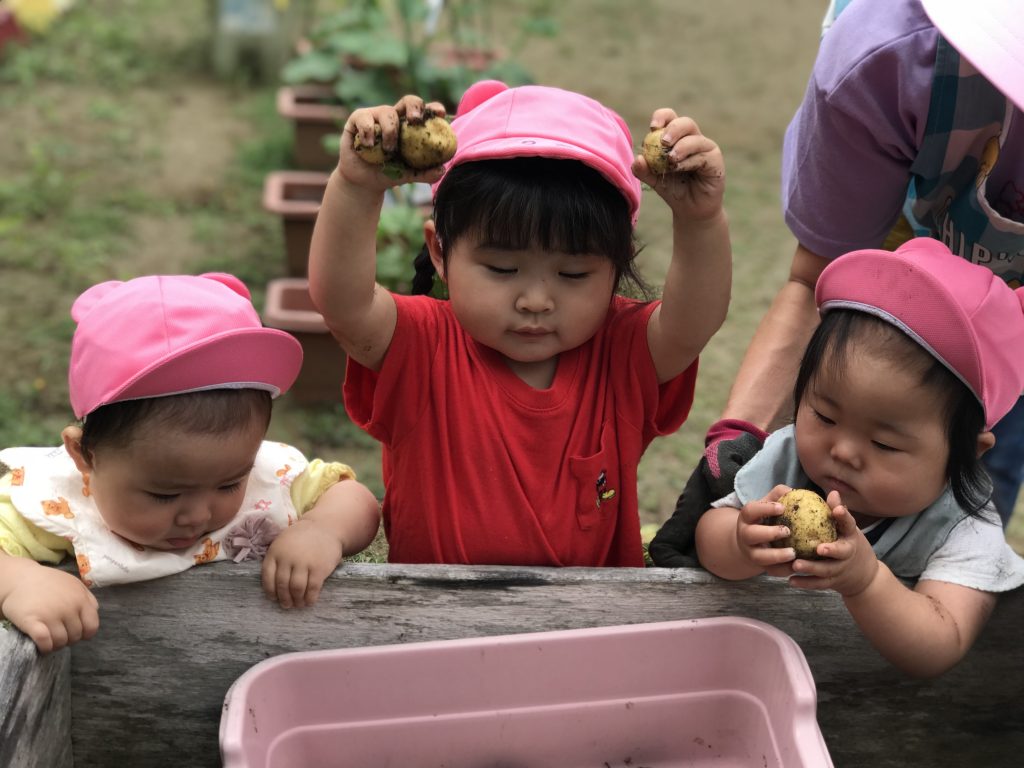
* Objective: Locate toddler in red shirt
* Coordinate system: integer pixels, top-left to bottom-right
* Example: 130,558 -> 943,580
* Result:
309,80 -> 732,565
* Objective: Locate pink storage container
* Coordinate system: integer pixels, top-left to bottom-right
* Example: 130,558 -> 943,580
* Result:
220,617 -> 832,768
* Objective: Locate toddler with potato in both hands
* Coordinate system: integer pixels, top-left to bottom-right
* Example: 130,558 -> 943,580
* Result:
695,238 -> 1024,677
308,80 -> 732,566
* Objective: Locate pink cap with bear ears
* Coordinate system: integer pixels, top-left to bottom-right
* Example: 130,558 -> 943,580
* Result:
433,80 -> 642,224
68,273 -> 302,419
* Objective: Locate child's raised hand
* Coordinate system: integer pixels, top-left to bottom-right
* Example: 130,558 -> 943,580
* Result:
0,556 -> 99,653
340,95 -> 449,190
736,484 -> 798,577
788,490 -> 880,597
633,110 -> 725,222
262,519 -> 344,609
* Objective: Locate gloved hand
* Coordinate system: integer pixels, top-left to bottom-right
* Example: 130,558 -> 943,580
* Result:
648,419 -> 769,567
703,419 -> 770,489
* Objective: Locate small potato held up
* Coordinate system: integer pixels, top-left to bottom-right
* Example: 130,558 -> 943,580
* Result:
354,110 -> 457,171
769,489 -> 837,559
642,128 -> 671,175
353,125 -> 388,165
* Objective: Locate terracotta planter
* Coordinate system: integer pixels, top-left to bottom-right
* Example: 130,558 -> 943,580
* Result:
263,278 -> 346,405
262,170 -> 329,276
276,84 -> 348,170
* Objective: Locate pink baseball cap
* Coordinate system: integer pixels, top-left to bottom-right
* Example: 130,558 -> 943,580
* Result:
816,238 -> 1024,429
921,0 -> 1024,111
69,273 -> 303,419
434,80 -> 642,223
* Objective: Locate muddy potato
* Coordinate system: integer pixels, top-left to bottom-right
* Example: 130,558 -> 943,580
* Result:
399,111 -> 457,170
642,128 -> 671,175
769,489 -> 837,559
353,124 -> 390,165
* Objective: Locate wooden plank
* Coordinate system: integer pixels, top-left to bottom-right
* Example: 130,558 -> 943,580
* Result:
0,623 -> 73,768
60,563 -> 1024,767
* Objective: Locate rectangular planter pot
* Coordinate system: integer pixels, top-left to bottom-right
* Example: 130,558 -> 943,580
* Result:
276,84 -> 348,170
262,170 -> 328,277
262,277 -> 345,405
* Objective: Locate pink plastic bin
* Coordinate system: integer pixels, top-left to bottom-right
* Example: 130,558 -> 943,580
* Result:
220,617 -> 832,768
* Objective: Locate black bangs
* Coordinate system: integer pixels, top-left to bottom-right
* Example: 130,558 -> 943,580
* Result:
434,157 -> 634,262
80,389 -> 272,455
410,156 -> 650,298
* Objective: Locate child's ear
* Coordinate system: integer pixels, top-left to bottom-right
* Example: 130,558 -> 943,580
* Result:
975,430 -> 996,458
423,219 -> 446,281
62,426 -> 94,472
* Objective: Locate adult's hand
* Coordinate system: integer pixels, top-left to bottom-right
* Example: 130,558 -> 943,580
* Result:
648,419 -> 768,567
703,419 -> 769,487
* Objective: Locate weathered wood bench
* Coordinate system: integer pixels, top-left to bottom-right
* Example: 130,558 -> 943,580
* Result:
3,562 -> 1022,767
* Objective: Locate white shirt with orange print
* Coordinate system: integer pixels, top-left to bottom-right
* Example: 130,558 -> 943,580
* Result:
0,442 -> 356,587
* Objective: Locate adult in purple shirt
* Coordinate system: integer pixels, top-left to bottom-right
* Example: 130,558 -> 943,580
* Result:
651,0 -> 1024,565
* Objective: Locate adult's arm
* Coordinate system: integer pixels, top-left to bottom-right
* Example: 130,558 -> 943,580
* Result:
719,243 -> 829,431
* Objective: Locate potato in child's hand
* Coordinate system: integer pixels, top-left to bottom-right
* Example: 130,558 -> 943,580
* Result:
642,128 -> 670,175
353,124 -> 389,165
769,489 -> 837,559
399,110 -> 457,169
354,110 -> 457,171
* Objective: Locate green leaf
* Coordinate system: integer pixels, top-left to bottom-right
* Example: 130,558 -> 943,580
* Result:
331,30 -> 407,67
335,68 -> 404,108
281,51 -> 343,84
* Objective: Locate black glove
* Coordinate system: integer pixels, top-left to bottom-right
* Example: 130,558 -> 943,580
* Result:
648,419 -> 769,567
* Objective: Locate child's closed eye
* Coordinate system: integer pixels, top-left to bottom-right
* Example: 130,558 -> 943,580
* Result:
485,265 -> 516,275
148,492 -> 179,504
558,271 -> 589,280
813,409 -> 835,425
219,480 -> 244,493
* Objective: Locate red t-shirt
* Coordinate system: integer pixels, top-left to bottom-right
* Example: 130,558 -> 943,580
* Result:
344,294 -> 698,566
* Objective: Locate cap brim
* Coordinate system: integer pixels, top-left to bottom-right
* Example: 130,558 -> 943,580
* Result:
111,328 -> 304,404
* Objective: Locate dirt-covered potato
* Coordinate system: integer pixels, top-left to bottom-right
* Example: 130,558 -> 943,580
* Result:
353,124 -> 390,165
353,111 -> 457,171
769,489 -> 837,559
399,111 -> 457,170
642,128 -> 670,175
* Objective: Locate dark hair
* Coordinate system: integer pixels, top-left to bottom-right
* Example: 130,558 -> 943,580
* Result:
411,157 -> 650,298
78,389 -> 273,458
793,310 -> 991,515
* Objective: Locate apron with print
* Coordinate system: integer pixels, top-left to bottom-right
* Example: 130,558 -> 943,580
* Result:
0,440 -> 307,587
898,37 -> 1024,284
823,4 -> 1024,284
